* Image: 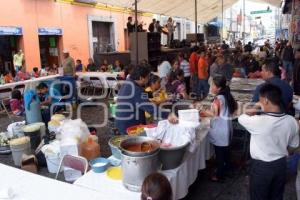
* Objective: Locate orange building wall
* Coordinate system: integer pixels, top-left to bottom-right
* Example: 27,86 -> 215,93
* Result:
0,0 -> 152,71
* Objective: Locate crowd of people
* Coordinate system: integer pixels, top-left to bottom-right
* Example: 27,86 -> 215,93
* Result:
1,37 -> 300,200
113,39 -> 300,200
0,50 -> 129,85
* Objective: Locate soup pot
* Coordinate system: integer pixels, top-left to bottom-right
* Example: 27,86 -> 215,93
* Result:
120,136 -> 160,192
120,136 -> 160,157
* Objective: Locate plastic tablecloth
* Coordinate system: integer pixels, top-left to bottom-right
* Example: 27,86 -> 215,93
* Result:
0,163 -> 109,200
74,118 -> 213,200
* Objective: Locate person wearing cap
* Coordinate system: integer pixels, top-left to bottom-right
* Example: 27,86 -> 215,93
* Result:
62,50 -> 75,76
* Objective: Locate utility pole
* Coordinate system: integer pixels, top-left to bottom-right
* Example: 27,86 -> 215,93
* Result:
221,0 -> 224,42
243,0 -> 246,45
134,0 -> 138,65
230,7 -> 233,46
195,0 -> 198,45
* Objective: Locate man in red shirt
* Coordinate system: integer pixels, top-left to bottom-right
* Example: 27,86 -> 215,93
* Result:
197,49 -> 209,98
189,46 -> 199,95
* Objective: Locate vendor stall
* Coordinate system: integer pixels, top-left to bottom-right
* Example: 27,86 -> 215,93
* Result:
74,118 -> 213,200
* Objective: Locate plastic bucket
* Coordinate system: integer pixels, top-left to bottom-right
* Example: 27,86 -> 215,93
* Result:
45,154 -> 61,173
24,129 -> 41,150
32,122 -> 46,139
10,142 -> 31,166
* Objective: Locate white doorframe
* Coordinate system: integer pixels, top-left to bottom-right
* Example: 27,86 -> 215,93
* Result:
87,15 -> 117,59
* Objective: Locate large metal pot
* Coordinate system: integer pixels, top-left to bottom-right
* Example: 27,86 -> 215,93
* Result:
120,136 -> 161,192
120,136 -> 160,157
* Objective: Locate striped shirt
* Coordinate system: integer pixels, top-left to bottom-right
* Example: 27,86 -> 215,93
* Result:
180,60 -> 191,77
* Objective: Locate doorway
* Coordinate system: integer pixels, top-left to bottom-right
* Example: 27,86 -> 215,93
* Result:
92,21 -> 115,54
39,36 -> 60,68
0,36 -> 20,75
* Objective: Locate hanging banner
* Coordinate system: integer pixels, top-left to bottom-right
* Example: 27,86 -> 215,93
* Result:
38,28 -> 63,35
0,26 -> 22,35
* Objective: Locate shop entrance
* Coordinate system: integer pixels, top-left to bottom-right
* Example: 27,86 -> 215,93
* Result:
39,35 -> 60,68
92,21 -> 115,53
0,36 -> 20,75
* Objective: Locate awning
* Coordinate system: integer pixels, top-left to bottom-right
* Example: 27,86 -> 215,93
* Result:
93,0 -> 282,23
95,0 -> 237,23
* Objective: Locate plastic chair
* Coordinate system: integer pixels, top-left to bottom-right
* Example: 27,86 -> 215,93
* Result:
0,88 -> 13,122
106,77 -> 118,98
14,84 -> 25,94
55,155 -> 88,182
89,77 -> 105,96
79,78 -> 91,96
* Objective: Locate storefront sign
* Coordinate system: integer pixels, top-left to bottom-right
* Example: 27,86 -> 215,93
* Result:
0,26 -> 22,35
38,28 -> 63,35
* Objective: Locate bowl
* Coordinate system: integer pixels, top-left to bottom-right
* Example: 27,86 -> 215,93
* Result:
159,142 -> 190,170
108,135 -> 128,160
89,157 -> 109,173
126,124 -> 157,136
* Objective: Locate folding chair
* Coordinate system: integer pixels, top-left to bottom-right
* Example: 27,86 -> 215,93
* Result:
14,84 -> 25,94
89,77 -> 105,97
55,155 -> 88,182
0,88 -> 13,122
106,77 -> 118,99
78,78 -> 92,97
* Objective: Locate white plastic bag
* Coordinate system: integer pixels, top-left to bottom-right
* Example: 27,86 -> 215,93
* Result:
146,120 -> 199,152
60,119 -> 90,143
7,121 -> 26,138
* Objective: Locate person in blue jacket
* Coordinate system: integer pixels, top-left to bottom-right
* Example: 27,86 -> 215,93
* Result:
115,65 -> 160,134
252,58 -> 293,114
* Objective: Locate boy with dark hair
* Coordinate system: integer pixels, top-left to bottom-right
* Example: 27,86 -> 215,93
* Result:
239,84 -> 299,200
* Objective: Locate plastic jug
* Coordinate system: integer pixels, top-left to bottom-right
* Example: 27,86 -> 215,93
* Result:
80,136 -> 100,161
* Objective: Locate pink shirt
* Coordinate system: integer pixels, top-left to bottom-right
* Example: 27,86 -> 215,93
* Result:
10,99 -> 24,116
17,71 -> 30,80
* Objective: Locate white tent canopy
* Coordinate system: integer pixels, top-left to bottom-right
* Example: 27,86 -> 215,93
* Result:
95,0 -> 282,23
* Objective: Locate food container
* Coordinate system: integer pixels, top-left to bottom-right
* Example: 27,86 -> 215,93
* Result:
32,122 -> 46,139
80,137 -> 100,161
51,114 -> 65,122
159,142 -> 189,170
90,157 -> 109,173
22,124 -> 41,150
120,136 -> 160,192
10,137 -> 31,166
126,124 -> 157,137
108,135 -> 128,160
48,120 -> 61,134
